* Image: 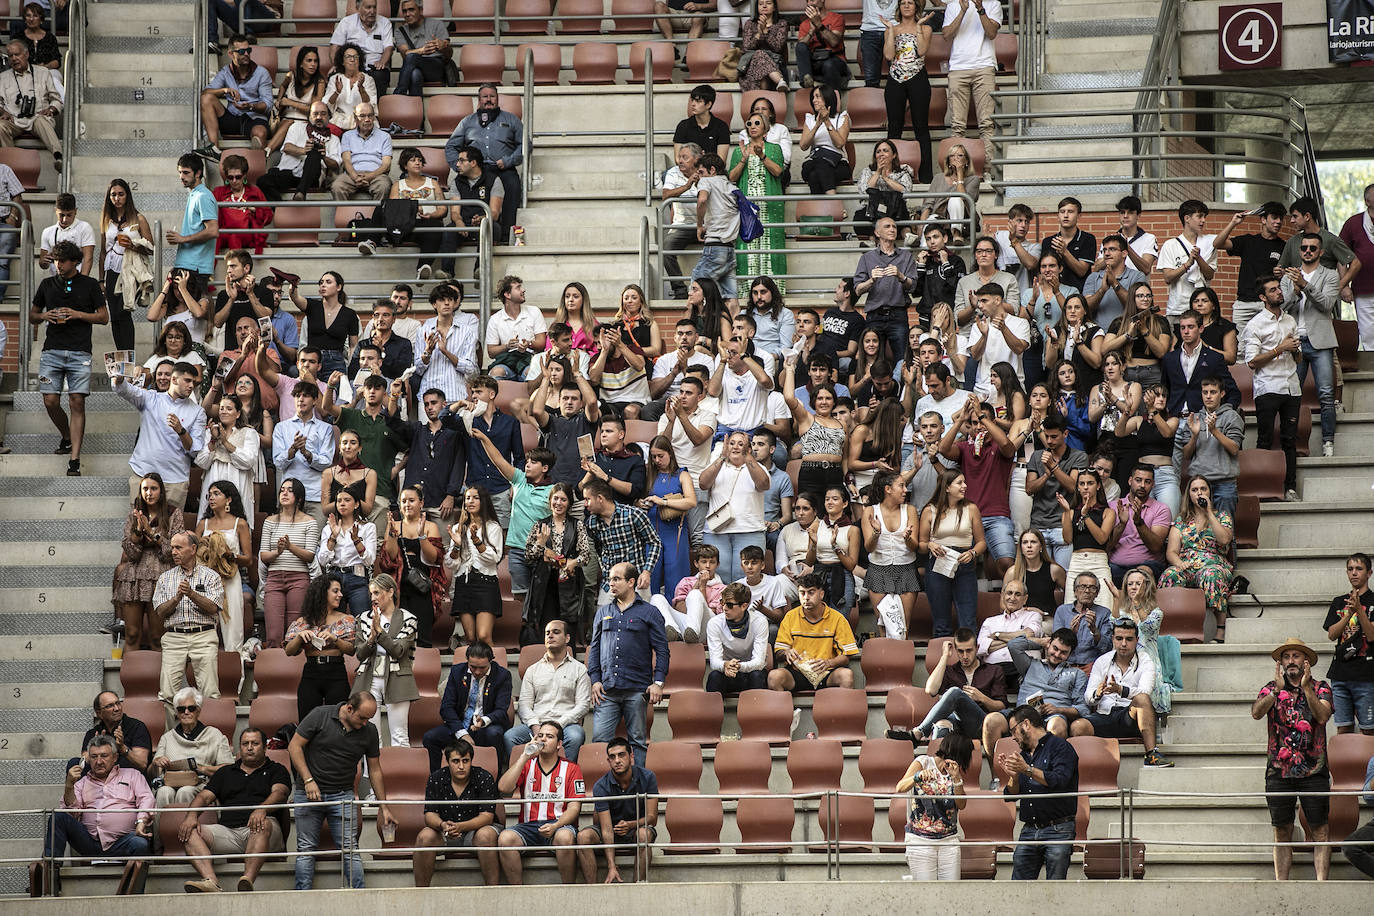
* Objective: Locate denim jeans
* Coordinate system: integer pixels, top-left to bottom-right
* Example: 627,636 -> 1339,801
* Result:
917,687 -> 987,739
1331,678 -> 1374,731
504,722 -> 586,763
0,223 -> 14,302
1210,478 -> 1237,518
703,530 -> 764,585
1040,526 -> 1072,571
394,55 -> 445,97
1148,463 -> 1180,519
1298,337 -> 1336,443
592,687 -> 649,766
293,788 -> 362,889
43,811 -> 150,860
336,569 -> 371,615
1011,819 -> 1075,879
925,559 -> 977,637
864,308 -> 909,367
858,30 -> 885,86
691,243 -> 737,299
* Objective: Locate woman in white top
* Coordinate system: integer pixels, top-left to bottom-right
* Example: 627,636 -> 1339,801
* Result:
445,486 -> 504,645
805,485 -> 861,623
197,480 -> 253,653
267,44 -> 326,154
142,322 -> 207,386
354,574 -> 420,747
384,147 -> 452,278
195,396 -> 261,526
799,84 -> 852,195
698,430 -> 771,585
99,178 -> 154,351
315,488 -> 378,616
323,43 -> 376,131
919,469 -> 987,637
862,471 -> 921,636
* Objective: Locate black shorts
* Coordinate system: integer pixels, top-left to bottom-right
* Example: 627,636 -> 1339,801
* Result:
781,662 -> 840,693
218,111 -> 268,137
1084,708 -> 1141,740
1264,770 -> 1331,828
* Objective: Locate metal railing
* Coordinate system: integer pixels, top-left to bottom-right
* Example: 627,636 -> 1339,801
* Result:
58,0 -> 85,194
1135,0 -> 1180,184
15,220 -> 34,391
194,0 -> 208,144
654,189 -> 975,296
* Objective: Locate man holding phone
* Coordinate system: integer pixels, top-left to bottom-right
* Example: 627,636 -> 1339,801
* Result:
258,101 -> 341,200
1244,277 -> 1303,501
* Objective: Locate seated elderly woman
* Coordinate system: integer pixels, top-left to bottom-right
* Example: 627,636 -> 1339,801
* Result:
149,687 -> 234,812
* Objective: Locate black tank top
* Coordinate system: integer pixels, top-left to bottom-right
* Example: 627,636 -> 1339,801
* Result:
1072,505 -> 1108,552
1135,415 -> 1173,459
1022,561 -> 1057,614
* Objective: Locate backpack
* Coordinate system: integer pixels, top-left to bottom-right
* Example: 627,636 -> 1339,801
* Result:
732,188 -> 764,242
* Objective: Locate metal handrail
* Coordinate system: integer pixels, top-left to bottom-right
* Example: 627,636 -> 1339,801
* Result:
58,0 -> 84,195
194,0 -> 207,144
521,47 -> 534,204
639,213 -> 651,293
643,47 -> 655,208
16,220 -> 33,391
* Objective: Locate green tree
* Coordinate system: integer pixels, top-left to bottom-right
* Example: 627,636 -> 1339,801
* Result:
1318,160 -> 1374,222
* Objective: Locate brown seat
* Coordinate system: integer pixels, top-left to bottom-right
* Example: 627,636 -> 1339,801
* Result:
645,740 -> 703,794
119,650 -> 163,699
460,44 -> 507,84
785,737 -> 843,792
378,94 -> 424,132
160,806 -> 219,857
791,199 -> 846,241
910,593 -> 934,645
928,734 -> 984,785
735,796 -> 794,853
251,648 -> 306,698
923,33 -> 950,76
975,590 -> 1003,628
572,42 -> 620,84
406,695 -> 444,746
628,41 -> 674,82
664,641 -> 707,694
517,643 -> 546,677
740,89 -> 786,130
685,40 -> 728,80
375,797 -> 428,858
416,144 -> 450,175
1238,447 -> 1287,501
860,638 -> 916,693
555,0 -> 606,33
186,651 -> 242,698
413,647 -> 441,697
995,31 -> 1019,73
937,137 -> 985,180
624,418 -> 659,446
1233,495 -> 1261,549
470,744 -> 500,780
927,87 -> 947,129
814,793 -> 874,851
290,0 -> 337,36
857,737 -> 914,791
1327,733 -> 1374,843
737,688 -> 795,744
270,205 -> 322,246
846,87 -> 887,130
1155,586 -> 1208,644
199,696 -> 238,739
1231,363 -> 1255,413
247,694 -> 298,736
712,739 -> 773,793
666,688 -> 724,745
515,42 -> 562,84
0,147 -> 41,191
578,741 -> 611,789
450,0 -> 497,35
504,0 -> 552,34
346,0 -> 394,14
810,686 -> 868,744
1068,735 -> 1120,793
426,95 -> 474,136
958,789 -> 1016,876
888,139 -> 923,178
1334,319 -> 1360,372
124,697 -> 168,745
923,637 -> 952,675
990,736 -> 1020,789
247,44 -> 279,81
611,0 -> 655,32
235,148 -> 269,186
1082,838 -> 1146,878
494,378 -> 526,411
663,796 -> 723,853
883,685 -> 935,732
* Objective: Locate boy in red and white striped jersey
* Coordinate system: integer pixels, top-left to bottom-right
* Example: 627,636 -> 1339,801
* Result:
492,721 -> 585,885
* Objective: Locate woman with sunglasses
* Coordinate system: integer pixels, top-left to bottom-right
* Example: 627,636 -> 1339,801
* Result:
213,154 -> 271,254
730,116 -> 788,288
150,686 -> 234,813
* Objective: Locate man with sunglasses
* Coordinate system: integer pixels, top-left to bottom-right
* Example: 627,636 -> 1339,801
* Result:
1280,233 -> 1341,459
196,34 -> 273,162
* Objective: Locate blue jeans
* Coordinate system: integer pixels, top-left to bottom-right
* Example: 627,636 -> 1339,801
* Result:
1040,526 -> 1072,571
864,308 -> 909,367
1298,338 -> 1337,443
917,687 -> 987,739
504,723 -> 586,763
703,530 -> 764,585
293,788 -> 362,889
690,243 -> 737,299
336,570 -> 371,615
1011,818 -> 1075,879
1110,558 -> 1167,586
507,547 -> 532,594
42,811 -> 150,860
592,687 -> 649,767
318,349 -> 348,378
1210,478 -> 1237,519
1331,679 -> 1374,731
1149,464 -> 1180,519
924,558 -> 977,637
859,30 -> 885,86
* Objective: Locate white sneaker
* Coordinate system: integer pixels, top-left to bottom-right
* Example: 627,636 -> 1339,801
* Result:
1322,441 -> 1335,457
1284,488 -> 1300,502
357,239 -> 377,255
416,264 -> 432,280
790,708 -> 802,738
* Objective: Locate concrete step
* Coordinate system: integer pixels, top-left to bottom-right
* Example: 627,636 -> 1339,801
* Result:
1,541 -> 121,566
1224,613 -> 1331,646
83,105 -> 190,142
1234,548 -> 1353,595
1042,38 -> 1154,74
0,454 -> 135,477
1135,764 -> 1263,795
11,391 -> 137,413
0,517 -> 126,542
0,586 -> 118,613
86,2 -> 195,32
1163,715 -> 1264,745
0,475 -> 133,497
1103,818 -> 1277,846
2,409 -> 140,436
0,432 -> 137,456
0,730 -> 82,761
1194,664 -> 1304,693
0,634 -> 117,661
0,681 -> 100,708
0,495 -> 133,519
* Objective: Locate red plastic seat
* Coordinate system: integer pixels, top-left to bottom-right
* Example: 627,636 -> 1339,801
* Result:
628,41 -> 674,82
736,796 -> 794,853
956,789 -> 1016,876
1082,838 -> 1146,879
1335,319 -> 1360,372
572,42 -> 620,84
494,378 -> 526,411
0,147 -> 41,191
1233,495 -> 1261,549
248,45 -> 279,81
857,737 -> 914,792
927,87 -> 947,129
740,89 -> 786,130
666,688 -> 724,745
1328,733 -> 1374,843
924,34 -> 950,76
791,198 -> 846,241
1238,448 -> 1287,501
1068,735 -> 1120,793
199,696 -> 238,739
611,0 -> 655,32
270,205 -> 322,246
645,740 -> 703,794
378,94 -> 424,133
124,697 -> 168,745
995,32 -> 1020,73
625,418 -> 659,446
883,685 -> 935,732
555,0 -> 606,33
578,742 -> 611,789
887,139 -> 923,178
923,637 -> 952,675
460,44 -> 507,84
845,87 -> 887,130
1155,586 -> 1208,644
517,643 -> 546,677
938,137 -> 985,180
663,797 -> 723,853
290,0 -> 338,36
247,694 -> 299,736
685,40 -> 728,80
736,689 -> 795,744
975,590 -> 1003,628
426,95 -> 474,136
785,737 -> 843,792
516,43 -> 562,84
810,687 -> 869,744
450,0 -> 497,35
814,793 -> 874,851
664,642 -> 707,694
504,0 -> 551,34
712,739 -> 773,793
1231,363 -> 1256,413
413,647 -> 441,697
406,695 -> 444,746
119,649 -> 163,699
859,638 -> 915,693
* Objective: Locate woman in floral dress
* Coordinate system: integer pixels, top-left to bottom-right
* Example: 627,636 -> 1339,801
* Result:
1108,565 -> 1174,713
729,111 -> 787,287
1159,475 -> 1234,642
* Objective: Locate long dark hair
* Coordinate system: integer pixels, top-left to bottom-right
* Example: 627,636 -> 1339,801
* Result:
459,485 -> 498,552
277,477 -> 307,519
689,276 -> 729,348
233,373 -> 266,431
203,479 -> 247,521
1049,358 -> 1089,409
745,275 -> 785,321
289,45 -> 324,97
301,573 -> 343,627
101,178 -> 139,235
648,434 -> 681,475
928,468 -> 968,532
321,270 -> 348,305
133,472 -> 171,535
1072,467 -> 1105,511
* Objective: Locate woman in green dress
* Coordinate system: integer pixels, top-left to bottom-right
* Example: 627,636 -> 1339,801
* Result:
729,111 -> 787,290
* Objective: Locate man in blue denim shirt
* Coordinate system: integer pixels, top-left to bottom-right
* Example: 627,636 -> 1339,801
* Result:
997,704 -> 1079,880
981,629 -> 1089,756
586,562 -> 669,767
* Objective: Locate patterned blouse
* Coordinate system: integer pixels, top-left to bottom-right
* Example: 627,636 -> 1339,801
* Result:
905,755 -> 959,840
287,614 -> 357,650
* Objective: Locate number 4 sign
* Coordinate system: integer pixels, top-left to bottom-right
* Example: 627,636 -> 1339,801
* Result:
1219,3 -> 1283,70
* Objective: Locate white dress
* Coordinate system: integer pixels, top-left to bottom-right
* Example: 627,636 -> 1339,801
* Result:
195,426 -> 260,526
217,526 -> 245,654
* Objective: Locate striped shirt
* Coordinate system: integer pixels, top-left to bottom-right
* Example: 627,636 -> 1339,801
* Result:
152,563 -> 225,629
516,756 -> 585,823
259,515 -> 321,574
414,314 -> 480,401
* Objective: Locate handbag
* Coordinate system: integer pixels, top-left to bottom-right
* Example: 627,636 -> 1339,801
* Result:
859,187 -> 910,225
705,501 -> 734,531
715,47 -> 742,81
657,503 -> 685,523
403,563 -> 432,595
732,188 -> 764,243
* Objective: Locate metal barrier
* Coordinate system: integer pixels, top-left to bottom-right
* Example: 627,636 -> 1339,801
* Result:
654,189 -> 975,296
15,219 -> 34,391
58,0 -> 85,195
194,0 -> 208,145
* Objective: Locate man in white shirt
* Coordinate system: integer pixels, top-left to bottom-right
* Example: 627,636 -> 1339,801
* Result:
646,319 -> 715,421
503,619 -> 591,763
660,143 -> 701,299
658,375 -> 717,543
962,282 -> 1029,396
115,363 -> 207,510
708,337 -> 772,441
994,204 -> 1041,303
1281,233 -> 1341,459
485,275 -> 547,381
1244,276 -> 1302,501
1073,618 -> 1173,767
1157,199 -> 1218,321
914,362 -> 970,431
330,0 -> 393,95
38,193 -> 95,277
942,0 -> 1001,168
1107,195 -> 1159,274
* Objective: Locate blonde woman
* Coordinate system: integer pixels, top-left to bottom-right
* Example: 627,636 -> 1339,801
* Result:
354,574 -> 419,747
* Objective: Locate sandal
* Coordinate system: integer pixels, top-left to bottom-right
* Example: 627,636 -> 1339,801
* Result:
1212,624 -> 1226,644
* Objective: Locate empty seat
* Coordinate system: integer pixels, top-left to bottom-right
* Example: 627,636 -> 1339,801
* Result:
1335,319 -> 1361,372
611,0 -> 655,32
791,199 -> 846,241
504,0 -> 551,33
975,590 -> 1003,628
0,147 -> 41,191
555,0 -> 606,32
814,794 -> 874,851
290,0 -> 338,36
859,638 -> 915,693
450,0 -> 497,35
923,34 -> 949,75
712,739 -> 773,793
1233,495 -> 1261,549
578,741 -> 611,789
1327,733 -> 1374,842
186,651 -> 243,698
426,95 -> 473,136
663,796 -> 723,853
406,695 -> 444,746
199,696 -> 238,739
628,41 -> 674,82
1238,448 -> 1288,501
270,205 -> 322,245
927,87 -> 947,130
1155,586 -> 1207,644
516,42 -> 562,84
846,87 -> 887,130
247,694 -> 299,736
572,42 -> 620,84
857,737 -> 915,792
810,687 -> 869,744
956,790 -> 1016,876
378,94 -> 424,132
624,418 -> 659,446
1082,838 -> 1146,879
664,642 -> 707,694
995,31 -> 1019,73
461,44 -> 507,84
1231,363 -> 1256,413
119,650 -> 163,699
685,40 -> 728,80
1068,735 -> 1120,793
248,44 -> 279,81
252,649 -> 305,697
125,697 -> 168,745
645,740 -> 703,794
494,378 -> 526,411
736,689 -> 795,744
414,647 -> 441,697
883,685 -> 935,733
735,796 -> 794,853
785,737 -> 844,792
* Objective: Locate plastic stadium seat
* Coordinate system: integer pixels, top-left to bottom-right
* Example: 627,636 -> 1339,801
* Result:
938,137 -> 985,179
334,204 -> 376,238
516,43 -> 562,84
270,205 -> 322,246
517,643 -> 546,677
0,147 -> 41,191
1233,495 -> 1261,549
1231,363 -> 1255,413
461,44 -> 508,84
625,418 -> 659,446
572,42 -> 620,84
426,95 -> 473,136
119,650 -> 163,699
712,739 -> 773,793
815,794 -> 874,851
450,0 -> 497,35
611,0 -> 656,32
379,94 -> 424,133
1155,586 -> 1208,644
685,40 -> 728,80
954,790 -> 1015,876
791,199 -> 846,241
1068,736 -> 1120,793
888,139 -> 923,177
378,746 -> 432,797
125,697 -> 168,745
346,0 -> 394,14
249,44 -> 279,81
975,590 -> 1004,629
810,687 -> 869,744
923,637 -> 952,676
1238,448 -> 1287,501
737,689 -> 796,744
664,642 -> 707,694
923,34 -> 949,75
1328,734 -> 1374,842
927,87 -> 947,129
846,87 -> 887,130
646,740 -> 703,794
991,736 -> 1020,789
404,695 -> 442,746
857,737 -> 914,792
233,148 -> 269,187
579,742 -> 611,788
494,378 -> 526,411
740,89 -> 786,131
555,0 -> 606,33
860,638 -> 915,693
376,798 -> 428,858
414,647 -> 441,697
928,735 -> 983,785
199,696 -> 238,739
504,0 -> 552,34
1082,839 -> 1146,879
995,32 -> 1019,73
666,688 -> 724,745
1335,319 -> 1360,372
785,738 -> 844,791
735,797 -> 794,853
664,797 -> 723,853
248,694 -> 299,736
883,685 -> 935,732
628,41 -> 675,82
291,0 -> 338,36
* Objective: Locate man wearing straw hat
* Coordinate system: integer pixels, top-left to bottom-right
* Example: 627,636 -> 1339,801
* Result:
1251,637 -> 1334,880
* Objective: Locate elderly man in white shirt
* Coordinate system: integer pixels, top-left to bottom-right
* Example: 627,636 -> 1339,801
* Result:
1073,617 -> 1173,767
330,0 -> 394,95
976,580 -> 1044,687
116,363 -> 207,510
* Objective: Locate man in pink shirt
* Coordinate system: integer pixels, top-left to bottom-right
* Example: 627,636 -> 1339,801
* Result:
1106,464 -> 1171,583
32,735 -> 153,896
1337,184 -> 1374,351
977,581 -> 1046,690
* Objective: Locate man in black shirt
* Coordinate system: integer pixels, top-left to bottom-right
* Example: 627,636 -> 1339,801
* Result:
672,85 -> 730,162
1213,200 -> 1286,339
998,704 -> 1080,880
817,277 -> 864,373
452,144 -> 503,251
394,384 -> 468,518
179,727 -> 290,893
78,691 -> 151,774
1324,552 -> 1374,737
525,360 -> 601,488
212,248 -> 269,336
30,240 -> 107,476
1039,197 -> 1097,289
413,737 -> 499,887
581,415 -> 648,503
348,301 -> 414,381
